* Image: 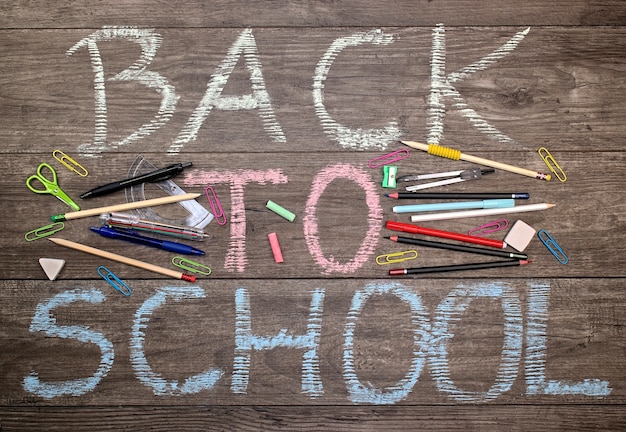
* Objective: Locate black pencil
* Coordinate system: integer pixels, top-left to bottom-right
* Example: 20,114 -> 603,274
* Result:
385,236 -> 528,260
385,192 -> 530,200
389,259 -> 530,276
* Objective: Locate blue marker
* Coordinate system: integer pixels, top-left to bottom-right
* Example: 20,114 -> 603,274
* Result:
89,226 -> 205,256
393,198 -> 515,214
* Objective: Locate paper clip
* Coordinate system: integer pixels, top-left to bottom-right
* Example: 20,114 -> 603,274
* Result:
205,186 -> 227,225
368,149 -> 410,169
25,222 -> 65,241
538,147 -> 566,182
97,266 -> 132,296
468,219 -> 509,237
376,249 -> 418,265
172,256 -> 212,275
537,229 -> 568,264
52,150 -> 88,177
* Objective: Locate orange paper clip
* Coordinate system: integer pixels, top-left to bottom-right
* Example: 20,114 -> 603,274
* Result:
538,147 -> 566,182
53,150 -> 88,177
376,249 -> 418,265
468,219 -> 509,237
205,186 -> 227,225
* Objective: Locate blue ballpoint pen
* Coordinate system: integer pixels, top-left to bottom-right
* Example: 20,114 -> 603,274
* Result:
89,226 -> 205,256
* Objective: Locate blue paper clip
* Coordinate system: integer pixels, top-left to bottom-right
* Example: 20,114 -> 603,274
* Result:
97,266 -> 132,296
537,229 -> 568,264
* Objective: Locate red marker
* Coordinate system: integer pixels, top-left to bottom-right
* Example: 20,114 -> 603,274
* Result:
385,220 -> 506,249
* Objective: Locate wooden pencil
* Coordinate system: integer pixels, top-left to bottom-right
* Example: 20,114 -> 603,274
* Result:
48,237 -> 196,282
51,193 -> 201,222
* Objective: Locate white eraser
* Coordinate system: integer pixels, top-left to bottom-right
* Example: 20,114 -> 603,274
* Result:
39,258 -> 65,281
504,220 -> 536,252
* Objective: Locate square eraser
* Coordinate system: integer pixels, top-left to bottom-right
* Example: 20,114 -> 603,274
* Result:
504,220 -> 536,252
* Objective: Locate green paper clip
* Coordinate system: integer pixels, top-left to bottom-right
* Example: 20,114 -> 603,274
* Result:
25,222 -> 65,241
171,256 -> 212,275
382,165 -> 397,188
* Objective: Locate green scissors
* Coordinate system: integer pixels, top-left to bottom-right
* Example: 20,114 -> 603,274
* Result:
26,163 -> 80,211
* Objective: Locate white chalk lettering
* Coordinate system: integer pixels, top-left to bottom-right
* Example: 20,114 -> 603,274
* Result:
429,283 -> 523,402
342,282 -> 430,404
23,289 -> 114,399
232,287 -> 325,397
169,28 -> 286,153
67,26 -> 178,156
428,23 -> 529,145
313,29 -> 400,150
130,286 -> 224,396
525,282 -> 611,396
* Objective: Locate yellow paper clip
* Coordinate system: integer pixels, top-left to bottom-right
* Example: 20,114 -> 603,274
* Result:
172,256 -> 212,275
53,150 -> 89,177
25,222 -> 65,241
537,229 -> 568,264
98,266 -> 132,296
537,147 -> 566,182
376,249 -> 418,265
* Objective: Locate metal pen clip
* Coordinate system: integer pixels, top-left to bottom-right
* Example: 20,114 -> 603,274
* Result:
376,249 -> 418,265
97,266 -> 132,296
53,150 -> 89,177
205,186 -> 227,225
468,219 -> 509,237
538,229 -> 568,264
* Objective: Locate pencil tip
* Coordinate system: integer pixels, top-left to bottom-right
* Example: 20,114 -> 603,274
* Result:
383,236 -> 390,239
547,203 -> 556,208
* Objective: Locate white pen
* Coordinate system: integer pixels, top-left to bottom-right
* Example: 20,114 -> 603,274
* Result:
409,203 -> 555,222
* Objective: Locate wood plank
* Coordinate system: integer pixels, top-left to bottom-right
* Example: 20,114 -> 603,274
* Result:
1,27 -> 626,154
3,151 -> 624,280
1,405 -> 625,431
2,1 -> 626,28
0,279 -> 622,405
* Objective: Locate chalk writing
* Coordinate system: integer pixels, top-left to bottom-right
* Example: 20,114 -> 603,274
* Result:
168,28 -> 286,154
184,168 -> 289,272
67,26 -> 178,156
428,24 -> 529,145
313,29 -> 400,150
130,286 -> 225,396
23,289 -> 114,399
232,288 -> 325,397
525,282 -> 611,396
23,282 -> 612,401
303,163 -> 383,274
343,282 -> 429,404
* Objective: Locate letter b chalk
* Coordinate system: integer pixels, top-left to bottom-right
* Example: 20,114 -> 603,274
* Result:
268,232 -> 284,263
266,200 -> 296,222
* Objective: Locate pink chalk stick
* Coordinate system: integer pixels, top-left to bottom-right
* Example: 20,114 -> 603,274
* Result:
268,232 -> 284,263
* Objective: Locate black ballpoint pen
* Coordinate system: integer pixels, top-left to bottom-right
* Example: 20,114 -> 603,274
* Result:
80,162 -> 193,199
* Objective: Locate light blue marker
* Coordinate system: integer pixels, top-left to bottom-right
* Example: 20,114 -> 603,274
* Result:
393,198 -> 515,214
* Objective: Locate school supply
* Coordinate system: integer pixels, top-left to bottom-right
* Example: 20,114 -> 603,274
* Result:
385,235 -> 527,260
80,162 -> 192,199
468,219 -> 509,237
205,186 -> 227,225
100,212 -> 209,241
98,266 -> 132,296
504,220 -> 536,252
25,222 -> 65,241
538,147 -> 566,182
375,249 -> 418,265
171,256 -> 212,275
52,150 -> 89,177
368,149 -> 410,168
538,229 -> 568,264
38,258 -> 65,281
393,198 -> 514,214
409,203 -> 555,222
388,259 -> 530,276
27,163 -> 80,211
51,193 -> 201,222
401,168 -> 494,191
266,200 -> 296,222
382,165 -> 397,188
386,220 -> 507,249
268,232 -> 284,263
48,237 -> 196,282
386,192 -> 530,200
90,226 -> 205,255
401,141 -> 551,181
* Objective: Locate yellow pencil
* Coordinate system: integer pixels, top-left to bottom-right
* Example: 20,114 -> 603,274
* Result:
49,237 -> 196,282
401,141 -> 551,181
51,193 -> 201,222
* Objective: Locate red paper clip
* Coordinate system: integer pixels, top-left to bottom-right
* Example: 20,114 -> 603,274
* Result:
468,219 -> 509,237
205,186 -> 227,225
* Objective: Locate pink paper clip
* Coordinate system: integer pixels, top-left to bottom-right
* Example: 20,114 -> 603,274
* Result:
468,219 -> 509,237
205,186 -> 227,225
368,149 -> 410,168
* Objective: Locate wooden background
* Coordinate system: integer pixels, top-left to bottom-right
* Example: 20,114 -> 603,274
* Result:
1,1 -> 625,430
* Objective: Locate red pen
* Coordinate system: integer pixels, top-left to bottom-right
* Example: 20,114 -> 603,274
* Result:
385,220 -> 507,249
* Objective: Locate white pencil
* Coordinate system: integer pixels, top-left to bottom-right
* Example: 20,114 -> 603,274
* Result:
51,193 -> 201,222
409,203 -> 555,222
